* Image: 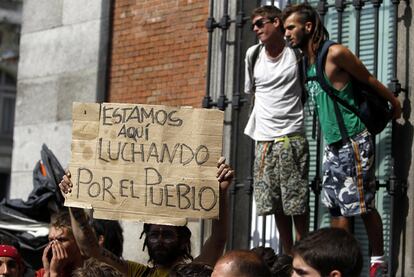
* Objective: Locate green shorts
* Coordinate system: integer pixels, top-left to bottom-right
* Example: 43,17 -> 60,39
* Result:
253,134 -> 309,216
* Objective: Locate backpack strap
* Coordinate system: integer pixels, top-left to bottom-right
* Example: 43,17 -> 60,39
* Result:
247,43 -> 263,113
293,48 -> 308,105
247,43 -> 264,94
316,40 -> 351,144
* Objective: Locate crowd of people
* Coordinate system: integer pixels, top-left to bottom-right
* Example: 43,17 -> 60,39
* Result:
0,3 -> 401,277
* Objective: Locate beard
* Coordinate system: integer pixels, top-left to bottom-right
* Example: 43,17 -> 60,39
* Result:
147,243 -> 182,266
288,29 -> 311,49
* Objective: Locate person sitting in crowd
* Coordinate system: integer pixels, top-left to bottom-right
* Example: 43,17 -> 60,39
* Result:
0,234 -> 26,277
211,249 -> 272,277
251,246 -> 292,277
167,262 -> 212,277
270,254 -> 293,277
59,157 -> 233,277
72,258 -> 122,277
291,228 -> 363,277
36,211 -> 85,277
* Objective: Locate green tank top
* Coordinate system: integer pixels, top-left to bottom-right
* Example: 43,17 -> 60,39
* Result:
306,64 -> 365,144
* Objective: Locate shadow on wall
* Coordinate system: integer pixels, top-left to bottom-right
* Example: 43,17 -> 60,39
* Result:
392,2 -> 412,276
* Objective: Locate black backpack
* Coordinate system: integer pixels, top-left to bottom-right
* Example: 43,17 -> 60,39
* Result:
313,40 -> 393,142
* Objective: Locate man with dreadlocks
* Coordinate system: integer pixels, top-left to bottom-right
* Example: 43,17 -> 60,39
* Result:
59,157 -> 233,277
138,224 -> 192,271
282,4 -> 401,277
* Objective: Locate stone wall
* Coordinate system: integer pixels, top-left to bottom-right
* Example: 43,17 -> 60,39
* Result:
12,0 -> 110,198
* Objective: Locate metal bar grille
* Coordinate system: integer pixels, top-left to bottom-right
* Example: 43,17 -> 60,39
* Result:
203,0 -> 403,274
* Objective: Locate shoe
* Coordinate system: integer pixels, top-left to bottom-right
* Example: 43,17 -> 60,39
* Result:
370,262 -> 388,277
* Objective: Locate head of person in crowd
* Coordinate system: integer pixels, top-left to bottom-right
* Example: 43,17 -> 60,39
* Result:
250,246 -> 276,269
72,258 -> 122,277
140,223 -> 192,268
251,5 -> 284,44
167,262 -> 213,277
0,235 -> 24,277
282,3 -> 329,52
211,249 -> 271,277
251,246 -> 292,277
92,219 -> 124,257
46,210 -> 84,273
271,254 -> 293,277
291,228 -> 363,277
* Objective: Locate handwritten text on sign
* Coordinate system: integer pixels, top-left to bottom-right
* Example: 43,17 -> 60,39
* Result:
66,103 -> 224,224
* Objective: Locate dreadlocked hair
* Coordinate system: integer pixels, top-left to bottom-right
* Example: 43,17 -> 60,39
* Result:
140,223 -> 193,264
282,3 -> 329,53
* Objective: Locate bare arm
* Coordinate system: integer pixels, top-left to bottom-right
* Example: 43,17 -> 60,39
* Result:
59,174 -> 129,275
193,157 -> 233,266
327,44 -> 401,119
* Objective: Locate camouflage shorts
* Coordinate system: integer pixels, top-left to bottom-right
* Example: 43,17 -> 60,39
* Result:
253,134 -> 309,216
322,130 -> 376,217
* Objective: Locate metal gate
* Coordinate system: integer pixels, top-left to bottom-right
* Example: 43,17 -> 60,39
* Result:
202,0 -> 407,275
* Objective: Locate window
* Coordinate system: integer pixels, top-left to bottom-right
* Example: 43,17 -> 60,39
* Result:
0,70 -> 16,137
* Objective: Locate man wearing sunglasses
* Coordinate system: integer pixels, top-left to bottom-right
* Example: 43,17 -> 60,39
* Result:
244,5 -> 309,255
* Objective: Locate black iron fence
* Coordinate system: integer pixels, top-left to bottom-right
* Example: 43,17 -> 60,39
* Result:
202,0 -> 408,275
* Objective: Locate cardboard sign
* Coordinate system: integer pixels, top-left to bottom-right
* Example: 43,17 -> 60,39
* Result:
65,102 -> 224,225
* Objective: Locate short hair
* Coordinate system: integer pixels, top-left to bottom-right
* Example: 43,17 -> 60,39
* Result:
292,228 -> 363,277
93,219 -> 124,257
168,262 -> 213,277
140,223 -> 193,264
217,250 -> 271,277
251,5 -> 284,33
250,247 -> 292,277
72,258 -> 122,277
282,3 -> 329,52
50,210 -> 73,234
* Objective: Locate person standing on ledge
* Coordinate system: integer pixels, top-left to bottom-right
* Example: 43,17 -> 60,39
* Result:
283,4 -> 401,276
245,5 -> 310,254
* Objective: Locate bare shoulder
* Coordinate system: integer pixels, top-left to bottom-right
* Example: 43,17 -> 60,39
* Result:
327,44 -> 353,61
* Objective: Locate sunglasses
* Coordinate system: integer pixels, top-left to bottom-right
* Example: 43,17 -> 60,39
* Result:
251,18 -> 274,30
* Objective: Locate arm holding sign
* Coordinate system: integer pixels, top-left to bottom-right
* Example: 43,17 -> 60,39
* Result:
59,174 -> 129,275
59,157 -> 234,272
193,157 -> 233,266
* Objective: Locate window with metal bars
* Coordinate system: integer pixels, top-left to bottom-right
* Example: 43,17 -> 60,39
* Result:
0,70 -> 16,137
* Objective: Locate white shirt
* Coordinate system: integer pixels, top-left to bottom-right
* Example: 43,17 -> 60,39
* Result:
244,45 -> 304,141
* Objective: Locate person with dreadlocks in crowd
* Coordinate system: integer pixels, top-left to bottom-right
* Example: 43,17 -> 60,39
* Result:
59,157 -> 233,277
